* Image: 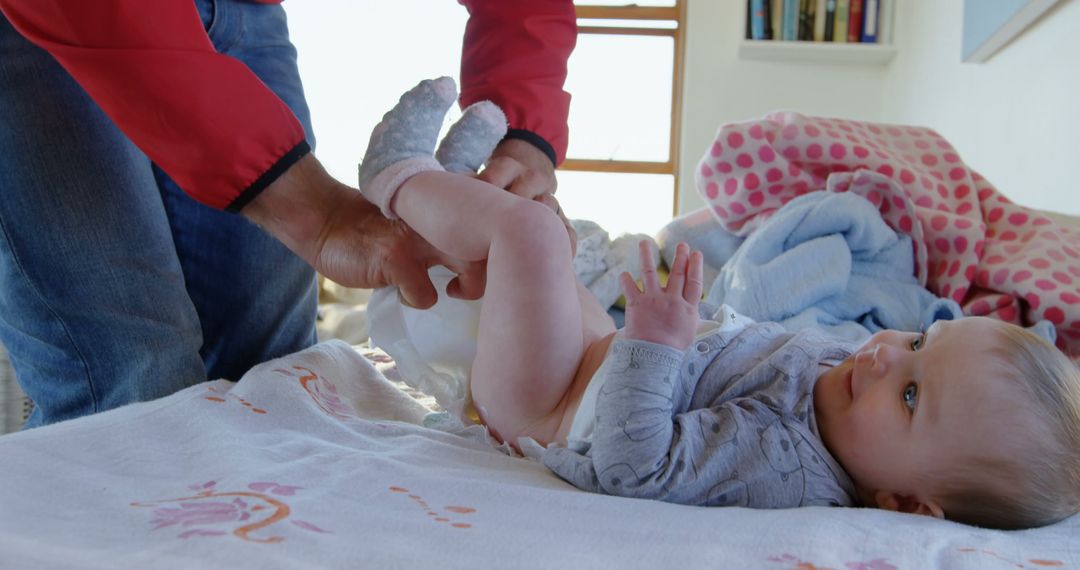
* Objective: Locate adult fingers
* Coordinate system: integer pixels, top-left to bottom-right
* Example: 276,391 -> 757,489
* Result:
488,138 -> 558,200
444,259 -> 487,300
684,250 -> 705,303
393,260 -> 439,310
476,156 -> 527,193
506,168 -> 553,200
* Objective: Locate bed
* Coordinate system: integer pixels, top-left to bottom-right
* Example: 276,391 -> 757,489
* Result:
2,114 -> 1079,568
1,340 -> 1077,569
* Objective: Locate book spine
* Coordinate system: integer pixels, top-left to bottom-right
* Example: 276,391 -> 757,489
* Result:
823,0 -> 836,42
833,0 -> 849,43
798,0 -> 809,41
763,0 -> 774,39
814,0 -> 828,41
746,0 -> 751,38
861,0 -> 880,42
782,0 -> 799,40
806,0 -> 818,40
848,0 -> 864,43
771,0 -> 784,41
751,0 -> 768,40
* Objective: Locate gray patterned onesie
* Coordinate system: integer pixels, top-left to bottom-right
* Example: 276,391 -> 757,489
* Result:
543,305 -> 860,508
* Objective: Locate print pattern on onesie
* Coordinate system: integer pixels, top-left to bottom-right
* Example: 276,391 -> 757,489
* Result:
542,323 -> 857,508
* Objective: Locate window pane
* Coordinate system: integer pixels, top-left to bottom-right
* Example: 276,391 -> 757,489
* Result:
565,34 -> 673,163
556,171 -> 674,237
284,0 -> 468,185
575,0 -> 676,6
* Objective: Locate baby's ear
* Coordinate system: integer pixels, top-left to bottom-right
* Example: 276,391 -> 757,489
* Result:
874,490 -> 945,519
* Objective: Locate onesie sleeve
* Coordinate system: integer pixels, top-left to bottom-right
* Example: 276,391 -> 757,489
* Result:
544,337 -> 818,508
0,0 -> 308,211
457,0 -> 576,166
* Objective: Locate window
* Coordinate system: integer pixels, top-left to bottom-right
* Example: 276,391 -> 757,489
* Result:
558,1 -> 687,236
283,1 -> 686,238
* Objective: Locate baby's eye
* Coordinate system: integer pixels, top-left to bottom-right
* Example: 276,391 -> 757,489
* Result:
910,334 -> 925,351
902,383 -> 918,411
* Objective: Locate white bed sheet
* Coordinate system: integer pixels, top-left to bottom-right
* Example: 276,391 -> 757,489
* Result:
0,340 -> 1076,569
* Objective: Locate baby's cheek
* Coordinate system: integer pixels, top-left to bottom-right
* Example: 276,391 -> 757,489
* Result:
842,410 -> 881,455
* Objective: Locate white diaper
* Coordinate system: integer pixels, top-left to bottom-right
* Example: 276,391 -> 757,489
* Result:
368,267 -> 482,422
563,304 -> 755,453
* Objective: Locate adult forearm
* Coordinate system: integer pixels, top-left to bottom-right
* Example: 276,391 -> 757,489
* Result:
458,0 -> 576,165
0,0 -> 306,210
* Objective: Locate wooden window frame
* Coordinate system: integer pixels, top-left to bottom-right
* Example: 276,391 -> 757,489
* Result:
561,2 -> 688,214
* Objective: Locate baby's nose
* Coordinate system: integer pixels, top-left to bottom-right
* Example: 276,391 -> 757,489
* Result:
856,343 -> 897,379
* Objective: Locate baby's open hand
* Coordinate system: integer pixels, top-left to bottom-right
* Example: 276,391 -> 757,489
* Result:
619,241 -> 703,350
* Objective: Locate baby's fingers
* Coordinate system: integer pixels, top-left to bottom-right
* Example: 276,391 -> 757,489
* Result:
637,239 -> 660,293
665,242 -> 689,295
684,250 -> 704,303
619,271 -> 641,301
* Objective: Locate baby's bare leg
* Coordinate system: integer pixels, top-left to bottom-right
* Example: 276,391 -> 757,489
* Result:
393,172 -> 589,443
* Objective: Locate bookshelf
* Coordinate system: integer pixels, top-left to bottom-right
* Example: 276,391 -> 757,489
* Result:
738,0 -> 897,65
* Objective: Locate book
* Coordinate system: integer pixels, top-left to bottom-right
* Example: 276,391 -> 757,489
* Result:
814,0 -> 828,41
746,0 -> 751,39
861,0 -> 880,43
833,0 -> 850,43
848,0 -> 863,43
823,0 -> 837,42
782,0 -> 799,40
750,0 -> 769,40
803,0 -> 817,41
798,0 -> 810,41
763,0 -> 774,39
771,0 -> 784,42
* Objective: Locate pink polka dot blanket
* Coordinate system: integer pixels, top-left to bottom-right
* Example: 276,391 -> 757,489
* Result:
696,111 -> 1080,357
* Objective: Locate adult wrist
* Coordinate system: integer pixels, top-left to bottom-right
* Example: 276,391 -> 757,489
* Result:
501,129 -> 557,167
240,153 -> 346,266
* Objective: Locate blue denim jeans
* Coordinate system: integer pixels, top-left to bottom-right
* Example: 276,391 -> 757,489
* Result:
0,0 -> 318,428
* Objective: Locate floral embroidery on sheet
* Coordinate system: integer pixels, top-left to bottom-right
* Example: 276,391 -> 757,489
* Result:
389,486 -> 477,529
274,365 -> 354,420
202,384 -> 267,414
767,553 -> 898,570
359,345 -> 405,383
131,481 -> 331,543
957,547 -> 1064,568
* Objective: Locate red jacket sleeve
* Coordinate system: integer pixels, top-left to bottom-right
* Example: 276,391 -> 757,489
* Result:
458,0 -> 576,166
0,0 -> 306,211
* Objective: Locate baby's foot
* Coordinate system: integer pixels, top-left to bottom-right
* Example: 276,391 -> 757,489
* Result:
358,76 -> 457,218
435,101 -> 507,174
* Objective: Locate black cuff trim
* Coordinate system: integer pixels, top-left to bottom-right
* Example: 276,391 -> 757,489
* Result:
226,140 -> 312,213
503,129 -> 557,167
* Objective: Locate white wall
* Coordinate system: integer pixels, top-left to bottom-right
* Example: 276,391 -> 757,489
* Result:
881,0 -> 1080,215
677,0 -> 1080,216
677,0 -> 889,214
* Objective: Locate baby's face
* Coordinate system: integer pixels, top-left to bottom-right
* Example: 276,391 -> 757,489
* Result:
814,317 -> 1020,511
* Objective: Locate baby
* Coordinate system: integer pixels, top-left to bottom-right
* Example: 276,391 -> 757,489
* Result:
358,78 -> 1080,530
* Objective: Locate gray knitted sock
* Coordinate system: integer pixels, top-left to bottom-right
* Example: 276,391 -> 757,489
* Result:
435,101 -> 507,174
357,76 -> 456,218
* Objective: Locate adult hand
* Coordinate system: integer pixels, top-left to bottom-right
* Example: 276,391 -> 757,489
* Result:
478,138 -> 557,200
242,154 -> 485,309
479,138 -> 576,256
619,241 -> 704,350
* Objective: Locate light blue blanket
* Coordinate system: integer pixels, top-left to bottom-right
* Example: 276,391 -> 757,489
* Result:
706,191 -> 962,342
